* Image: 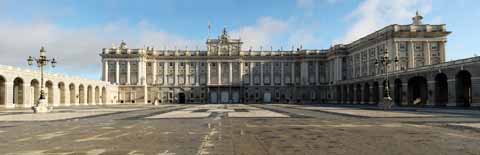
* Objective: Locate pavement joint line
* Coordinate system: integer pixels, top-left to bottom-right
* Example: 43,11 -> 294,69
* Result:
306,104 -> 480,116
445,123 -> 480,132
249,104 -> 312,118
0,108 -> 154,122
120,105 -> 192,120
273,104 -> 459,119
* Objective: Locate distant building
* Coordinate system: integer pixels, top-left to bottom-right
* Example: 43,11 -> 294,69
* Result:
99,12 -> 479,107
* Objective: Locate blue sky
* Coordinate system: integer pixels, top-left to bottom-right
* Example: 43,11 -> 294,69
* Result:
0,0 -> 479,79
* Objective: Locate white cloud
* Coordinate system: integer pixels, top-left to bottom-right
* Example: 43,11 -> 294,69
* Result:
339,0 -> 433,44
230,16 -> 322,50
231,17 -> 289,50
288,29 -> 322,49
0,20 -> 200,79
0,15 -> 319,79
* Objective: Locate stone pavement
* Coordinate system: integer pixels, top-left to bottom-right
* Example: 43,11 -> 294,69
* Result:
147,104 -> 288,119
0,105 -> 153,121
0,104 -> 479,155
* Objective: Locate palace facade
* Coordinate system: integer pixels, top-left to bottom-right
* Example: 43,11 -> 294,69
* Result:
100,13 -> 480,107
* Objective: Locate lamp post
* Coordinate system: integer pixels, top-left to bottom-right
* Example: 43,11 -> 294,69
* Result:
27,46 -> 57,113
375,48 -> 398,110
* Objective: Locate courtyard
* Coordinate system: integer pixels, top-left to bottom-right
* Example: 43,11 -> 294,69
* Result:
0,104 -> 479,155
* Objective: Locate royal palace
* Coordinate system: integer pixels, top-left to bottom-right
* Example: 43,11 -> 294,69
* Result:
99,13 -> 479,107
1,12 -> 479,109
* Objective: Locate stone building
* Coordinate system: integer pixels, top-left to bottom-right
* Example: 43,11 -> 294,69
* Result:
0,65 -> 119,108
100,12 -> 480,107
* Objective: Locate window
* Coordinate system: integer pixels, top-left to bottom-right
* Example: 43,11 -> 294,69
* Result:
169,62 -> 174,66
415,43 -> 422,50
431,43 -> 439,50
400,43 -> 406,50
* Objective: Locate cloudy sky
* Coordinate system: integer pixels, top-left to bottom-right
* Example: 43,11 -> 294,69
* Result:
0,0 -> 479,80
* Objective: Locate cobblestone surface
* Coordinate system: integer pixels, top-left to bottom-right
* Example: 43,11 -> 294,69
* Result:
0,104 -> 479,155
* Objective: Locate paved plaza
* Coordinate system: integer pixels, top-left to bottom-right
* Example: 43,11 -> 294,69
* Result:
0,104 -> 480,155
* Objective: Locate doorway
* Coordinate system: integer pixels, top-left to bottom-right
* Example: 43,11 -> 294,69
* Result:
178,92 -> 186,104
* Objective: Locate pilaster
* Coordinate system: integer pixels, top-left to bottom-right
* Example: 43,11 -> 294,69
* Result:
409,41 -> 415,68
153,61 -> 157,84
229,62 -> 233,84
425,41 -> 431,65
127,61 -> 131,85
175,62 -> 179,86
439,41 -> 446,63
260,62 -> 264,86
5,82 -> 14,108
207,62 -> 211,85
103,60 -> 109,82
218,62 -> 222,85
115,61 -> 120,84
281,62 -> 285,86
53,82 -> 60,106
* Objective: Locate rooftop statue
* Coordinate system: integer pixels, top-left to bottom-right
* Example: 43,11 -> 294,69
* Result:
119,40 -> 127,49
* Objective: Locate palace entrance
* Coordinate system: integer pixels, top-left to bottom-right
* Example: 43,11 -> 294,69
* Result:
221,91 -> 229,103
178,93 -> 186,104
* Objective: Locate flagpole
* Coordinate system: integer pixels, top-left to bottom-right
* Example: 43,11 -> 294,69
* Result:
208,21 -> 211,40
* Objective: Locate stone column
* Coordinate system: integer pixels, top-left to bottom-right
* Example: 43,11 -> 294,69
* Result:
196,61 -> 200,86
65,87 -> 70,106
103,60 -> 109,82
358,54 -> 362,78
218,62 -> 222,84
153,61 -> 157,84
115,61 -> 120,84
365,50 -> 370,74
207,62 -> 211,85
301,61 -> 308,85
394,41 -> 399,71
81,86 -> 87,105
139,59 -> 144,85
409,41 -> 415,68
53,82 -> 60,106
186,62 -> 190,85
164,62 -> 168,86
174,62 -> 179,86
352,56 -> 356,78
281,61 -> 285,86
250,62 -> 254,86
270,62 -> 274,85
425,41 -> 431,65
260,62 -> 264,86
315,61 -> 319,85
426,80 -> 434,106
5,82 -> 14,108
229,62 -> 233,84
240,62 -> 244,83
127,61 -> 131,85
291,62 -> 295,84
439,41 -> 446,63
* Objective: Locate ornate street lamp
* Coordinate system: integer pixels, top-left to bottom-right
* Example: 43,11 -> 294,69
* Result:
27,46 -> 57,113
375,48 -> 398,110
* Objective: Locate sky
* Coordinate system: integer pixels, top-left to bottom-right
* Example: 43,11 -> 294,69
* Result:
0,0 -> 479,80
